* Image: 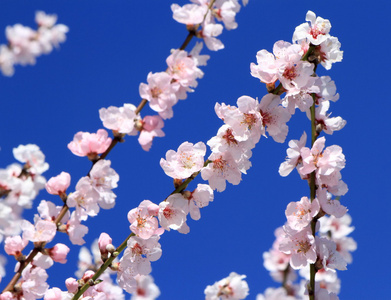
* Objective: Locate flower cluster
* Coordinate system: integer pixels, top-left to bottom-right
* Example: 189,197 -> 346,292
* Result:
204,272 -> 249,300
172,0 -> 248,51
0,144 -> 48,243
0,11 -> 68,76
254,11 -> 354,300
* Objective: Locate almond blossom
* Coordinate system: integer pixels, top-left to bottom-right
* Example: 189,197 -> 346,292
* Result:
138,115 -> 165,151
201,151 -> 241,192
130,275 -> 160,300
160,141 -> 206,179
285,196 -> 320,231
204,272 -> 249,300
67,129 -> 112,159
292,11 -> 331,45
139,72 -> 179,119
45,171 -> 71,196
128,200 -> 163,239
279,226 -> 317,270
99,103 -> 140,135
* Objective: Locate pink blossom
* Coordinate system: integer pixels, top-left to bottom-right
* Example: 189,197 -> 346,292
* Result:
13,144 -> 49,174
309,100 -> 346,135
66,211 -> 89,245
279,226 -> 316,269
21,264 -> 49,299
166,49 -> 202,99
259,93 -> 291,143
160,141 -> 206,179
89,159 -> 119,210
256,287 -> 297,300
131,275 -> 161,300
201,151 -> 242,192
128,200 -> 163,239
67,176 -> 100,218
204,272 -> 249,300
316,237 -> 347,271
292,11 -> 331,45
139,72 -> 179,119
317,188 -> 347,218
43,287 -> 72,300
279,132 -> 307,177
21,219 -> 56,243
4,235 -> 28,256
201,23 -> 225,51
317,36 -> 343,70
45,172 -> 71,196
158,194 -> 189,231
48,243 -> 70,263
122,235 -> 162,276
285,196 -> 320,231
215,96 -> 263,144
99,103 -> 140,135
138,115 -> 165,151
67,129 -> 112,158
171,3 -> 207,25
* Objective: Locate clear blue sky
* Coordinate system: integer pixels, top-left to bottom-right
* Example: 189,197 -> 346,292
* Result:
1,1 -> 390,299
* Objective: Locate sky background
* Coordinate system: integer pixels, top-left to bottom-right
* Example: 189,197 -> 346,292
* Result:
0,0 -> 390,299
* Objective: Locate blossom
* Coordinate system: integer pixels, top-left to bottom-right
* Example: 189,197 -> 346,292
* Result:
45,171 -> 71,196
131,275 -> 160,300
158,194 -> 189,231
160,141 -> 206,179
4,235 -> 28,256
279,132 -> 307,177
121,235 -> 162,276
201,151 -> 241,192
285,196 -> 320,231
21,219 -> 56,243
99,103 -> 140,135
21,264 -> 49,299
67,129 -> 112,158
128,200 -> 163,239
138,115 -> 165,151
139,72 -> 179,119
204,272 -> 249,300
279,226 -> 316,269
258,93 -> 291,143
292,11 -> 331,45
13,144 -> 49,174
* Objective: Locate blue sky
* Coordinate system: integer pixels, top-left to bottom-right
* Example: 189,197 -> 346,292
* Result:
1,0 -> 390,299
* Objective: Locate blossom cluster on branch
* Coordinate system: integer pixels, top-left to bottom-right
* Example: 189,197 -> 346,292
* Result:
0,3 -> 355,300
0,11 -> 68,76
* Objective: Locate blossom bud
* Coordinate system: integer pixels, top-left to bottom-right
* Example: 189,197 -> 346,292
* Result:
48,243 -> 70,263
98,233 -> 112,257
45,172 -> 71,197
65,277 -> 79,293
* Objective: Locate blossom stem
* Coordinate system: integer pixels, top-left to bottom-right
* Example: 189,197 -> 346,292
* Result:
308,93 -> 317,300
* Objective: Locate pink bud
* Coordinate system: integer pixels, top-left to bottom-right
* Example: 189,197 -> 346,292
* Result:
65,277 -> 79,293
98,232 -> 112,255
45,172 -> 71,195
143,115 -> 164,132
82,270 -> 95,282
48,243 -> 70,263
